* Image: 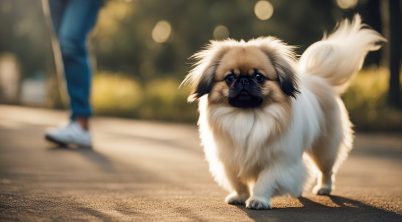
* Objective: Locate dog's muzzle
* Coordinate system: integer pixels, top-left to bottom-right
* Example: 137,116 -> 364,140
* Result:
228,76 -> 263,108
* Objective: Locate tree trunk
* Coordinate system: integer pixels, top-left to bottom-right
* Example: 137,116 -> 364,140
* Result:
388,0 -> 401,108
361,0 -> 382,66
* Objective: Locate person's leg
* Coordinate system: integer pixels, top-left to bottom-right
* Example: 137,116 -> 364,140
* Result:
48,0 -> 68,35
58,0 -> 101,128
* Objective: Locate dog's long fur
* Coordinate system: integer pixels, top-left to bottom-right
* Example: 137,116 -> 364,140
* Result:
183,15 -> 385,209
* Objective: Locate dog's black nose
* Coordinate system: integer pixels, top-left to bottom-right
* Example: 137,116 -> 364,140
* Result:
239,77 -> 250,86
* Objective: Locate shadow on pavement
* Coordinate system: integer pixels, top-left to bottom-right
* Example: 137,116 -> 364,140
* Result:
0,192 -> 143,221
239,195 -> 402,222
46,144 -> 188,188
105,131 -> 202,154
47,145 -> 116,174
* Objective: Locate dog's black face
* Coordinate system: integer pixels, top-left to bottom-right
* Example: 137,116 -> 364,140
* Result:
225,69 -> 265,108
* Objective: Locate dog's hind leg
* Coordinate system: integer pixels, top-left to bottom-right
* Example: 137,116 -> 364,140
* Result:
308,136 -> 339,195
308,99 -> 353,195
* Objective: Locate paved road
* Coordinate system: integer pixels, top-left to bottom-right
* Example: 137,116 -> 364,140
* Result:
0,105 -> 401,221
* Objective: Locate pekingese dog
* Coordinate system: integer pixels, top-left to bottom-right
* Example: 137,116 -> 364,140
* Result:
182,15 -> 384,210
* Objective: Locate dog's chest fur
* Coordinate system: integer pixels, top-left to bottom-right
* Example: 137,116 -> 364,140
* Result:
199,97 -> 291,179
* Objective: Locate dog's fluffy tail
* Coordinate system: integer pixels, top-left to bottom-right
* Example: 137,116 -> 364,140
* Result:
299,15 -> 385,94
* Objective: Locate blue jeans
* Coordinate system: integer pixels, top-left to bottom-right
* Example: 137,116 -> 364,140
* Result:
49,0 -> 101,119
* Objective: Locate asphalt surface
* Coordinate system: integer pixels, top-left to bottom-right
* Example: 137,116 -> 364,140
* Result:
0,105 -> 401,221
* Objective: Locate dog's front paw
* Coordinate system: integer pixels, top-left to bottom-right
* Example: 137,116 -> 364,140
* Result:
313,184 -> 332,196
225,193 -> 246,205
245,197 -> 271,210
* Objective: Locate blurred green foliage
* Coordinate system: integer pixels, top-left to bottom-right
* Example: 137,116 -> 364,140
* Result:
0,0 -> 52,79
92,0 -> 352,79
0,0 -> 383,81
343,68 -> 402,131
92,72 -> 196,122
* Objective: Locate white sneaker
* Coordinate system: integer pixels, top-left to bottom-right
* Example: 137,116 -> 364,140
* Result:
45,121 -> 92,148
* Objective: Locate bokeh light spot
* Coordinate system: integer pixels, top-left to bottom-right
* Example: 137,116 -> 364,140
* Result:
152,20 -> 172,43
336,0 -> 358,9
254,0 -> 274,21
213,25 -> 229,40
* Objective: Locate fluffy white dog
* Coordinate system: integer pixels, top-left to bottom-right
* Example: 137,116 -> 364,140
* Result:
182,15 -> 384,209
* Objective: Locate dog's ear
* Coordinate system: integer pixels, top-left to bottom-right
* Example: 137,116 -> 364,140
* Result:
186,64 -> 216,102
253,37 -> 300,98
182,41 -> 230,102
272,55 -> 299,98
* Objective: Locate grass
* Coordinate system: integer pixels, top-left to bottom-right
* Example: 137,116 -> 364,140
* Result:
92,72 -> 143,117
92,72 -> 197,122
342,67 -> 402,131
91,68 -> 401,131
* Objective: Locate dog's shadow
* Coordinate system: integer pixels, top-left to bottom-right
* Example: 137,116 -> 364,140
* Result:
237,195 -> 402,222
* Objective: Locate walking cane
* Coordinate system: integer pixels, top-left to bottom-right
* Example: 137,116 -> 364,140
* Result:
40,0 -> 68,106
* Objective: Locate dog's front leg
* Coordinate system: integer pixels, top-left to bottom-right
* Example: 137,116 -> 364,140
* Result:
246,161 -> 306,210
223,166 -> 250,205
246,168 -> 275,210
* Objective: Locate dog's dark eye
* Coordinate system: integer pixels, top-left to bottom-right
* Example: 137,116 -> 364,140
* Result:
253,73 -> 266,84
224,74 -> 236,85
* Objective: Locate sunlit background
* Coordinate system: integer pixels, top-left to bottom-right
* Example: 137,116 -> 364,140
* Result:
0,0 -> 400,130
